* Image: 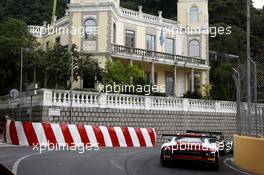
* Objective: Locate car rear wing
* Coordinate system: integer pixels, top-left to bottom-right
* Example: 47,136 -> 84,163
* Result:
162,134 -> 217,139
186,130 -> 223,136
162,134 -> 176,137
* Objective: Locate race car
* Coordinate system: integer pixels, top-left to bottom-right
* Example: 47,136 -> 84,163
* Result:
160,133 -> 219,170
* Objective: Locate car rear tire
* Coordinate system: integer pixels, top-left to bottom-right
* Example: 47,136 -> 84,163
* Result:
160,160 -> 168,167
208,163 -> 219,170
160,152 -> 170,167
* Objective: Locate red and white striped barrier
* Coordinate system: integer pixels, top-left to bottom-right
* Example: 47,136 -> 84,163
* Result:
4,120 -> 156,147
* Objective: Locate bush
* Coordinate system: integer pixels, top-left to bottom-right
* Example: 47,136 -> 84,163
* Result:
183,91 -> 202,99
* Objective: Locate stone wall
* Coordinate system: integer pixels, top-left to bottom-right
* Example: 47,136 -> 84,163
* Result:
1,106 -> 236,146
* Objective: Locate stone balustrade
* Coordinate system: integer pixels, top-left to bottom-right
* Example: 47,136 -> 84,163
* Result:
119,7 -> 179,26
0,89 -> 239,113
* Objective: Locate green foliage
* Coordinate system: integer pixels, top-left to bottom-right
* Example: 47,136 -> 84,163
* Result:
0,18 -> 38,94
0,0 -> 68,25
44,44 -> 71,89
44,44 -> 102,89
76,53 -> 103,85
103,61 -> 129,85
103,61 -> 145,85
0,18 -> 102,93
102,61 -> 153,95
210,56 -> 237,101
183,91 -> 202,99
202,84 -> 213,100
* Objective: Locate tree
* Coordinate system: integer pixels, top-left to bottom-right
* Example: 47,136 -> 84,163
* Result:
0,0 -> 68,25
210,55 -> 237,101
0,18 -> 38,95
75,52 -> 103,89
43,44 -> 102,89
102,61 -> 151,95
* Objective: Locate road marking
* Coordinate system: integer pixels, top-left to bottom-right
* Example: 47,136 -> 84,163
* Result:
12,152 -> 42,175
110,159 -> 124,171
223,158 -> 251,175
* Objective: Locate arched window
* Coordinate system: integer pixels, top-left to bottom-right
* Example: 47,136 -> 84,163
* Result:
84,19 -> 96,40
189,40 -> 200,58
190,6 -> 198,22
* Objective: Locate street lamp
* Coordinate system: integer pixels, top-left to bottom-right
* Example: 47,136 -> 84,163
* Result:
19,48 -> 30,120
67,12 -> 74,124
246,0 -> 251,136
19,48 -> 24,120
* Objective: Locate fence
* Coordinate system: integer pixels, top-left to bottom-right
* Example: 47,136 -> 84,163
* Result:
233,57 -> 264,137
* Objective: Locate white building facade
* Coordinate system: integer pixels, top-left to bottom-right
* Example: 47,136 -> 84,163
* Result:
29,0 -> 210,97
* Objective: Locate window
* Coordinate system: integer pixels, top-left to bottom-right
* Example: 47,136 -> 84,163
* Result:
189,74 -> 201,92
189,40 -> 200,58
190,6 -> 198,22
113,23 -> 116,44
146,34 -> 156,51
145,72 -> 157,85
125,30 -> 135,48
83,74 -> 95,89
166,74 -> 174,96
84,19 -> 97,40
165,38 -> 174,54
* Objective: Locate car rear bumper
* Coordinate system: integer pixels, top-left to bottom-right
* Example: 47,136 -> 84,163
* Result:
160,153 -> 219,166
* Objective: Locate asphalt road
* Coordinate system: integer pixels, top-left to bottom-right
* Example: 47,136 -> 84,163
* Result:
0,146 -> 250,175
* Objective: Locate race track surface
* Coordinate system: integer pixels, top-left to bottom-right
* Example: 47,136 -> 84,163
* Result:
0,147 -> 249,175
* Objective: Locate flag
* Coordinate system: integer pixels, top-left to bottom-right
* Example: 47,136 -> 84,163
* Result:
159,27 -> 165,47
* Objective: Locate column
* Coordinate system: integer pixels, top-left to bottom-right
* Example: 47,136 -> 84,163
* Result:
173,64 -> 177,96
130,60 -> 133,84
151,62 -> 155,85
191,68 -> 194,93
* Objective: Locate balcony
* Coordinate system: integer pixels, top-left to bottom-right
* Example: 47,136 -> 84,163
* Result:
111,44 -> 206,66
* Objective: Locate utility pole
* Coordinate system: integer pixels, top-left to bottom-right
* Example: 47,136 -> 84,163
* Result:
249,58 -> 258,136
246,0 -> 251,135
233,68 -> 241,135
19,48 -> 24,120
68,12 -> 73,124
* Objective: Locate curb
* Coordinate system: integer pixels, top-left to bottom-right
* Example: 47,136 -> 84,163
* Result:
224,158 -> 253,175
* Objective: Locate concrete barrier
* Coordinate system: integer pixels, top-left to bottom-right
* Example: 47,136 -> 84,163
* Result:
4,119 -> 156,147
234,135 -> 264,175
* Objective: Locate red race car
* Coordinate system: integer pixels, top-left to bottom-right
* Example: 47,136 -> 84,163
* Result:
160,133 -> 219,170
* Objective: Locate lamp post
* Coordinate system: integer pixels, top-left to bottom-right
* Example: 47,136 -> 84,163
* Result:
19,48 -> 30,120
248,58 -> 257,136
67,12 -> 73,124
246,0 -> 251,135
19,48 -> 24,120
